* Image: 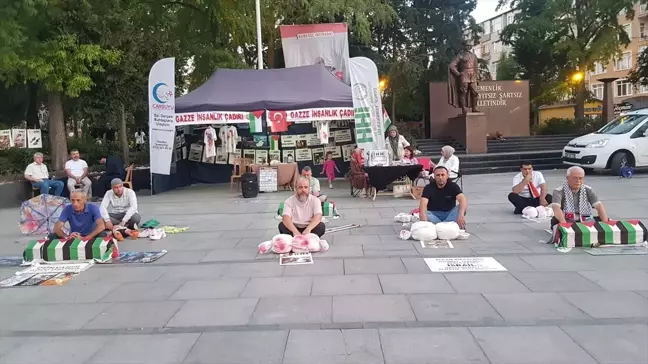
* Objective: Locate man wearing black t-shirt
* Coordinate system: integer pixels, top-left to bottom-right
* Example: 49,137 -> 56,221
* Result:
419,166 -> 467,228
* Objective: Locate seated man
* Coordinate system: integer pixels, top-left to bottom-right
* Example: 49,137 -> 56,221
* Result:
48,190 -> 106,241
100,178 -> 141,230
550,166 -> 609,229
301,166 -> 327,203
508,161 -> 552,214
279,177 -> 326,237
419,166 -> 467,228
65,149 -> 92,195
96,155 -> 126,197
24,152 -> 64,196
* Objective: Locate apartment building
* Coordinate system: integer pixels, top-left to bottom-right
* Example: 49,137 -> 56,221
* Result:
472,10 -> 517,80
587,2 -> 648,105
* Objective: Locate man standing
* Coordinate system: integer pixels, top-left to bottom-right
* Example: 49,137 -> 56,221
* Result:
301,166 -> 327,203
550,166 -> 609,229
508,161 -> 552,214
419,166 -> 467,228
24,152 -> 64,196
134,128 -> 147,150
49,190 -> 106,241
65,149 -> 92,195
279,177 -> 326,237
100,178 -> 140,230
96,155 -> 126,197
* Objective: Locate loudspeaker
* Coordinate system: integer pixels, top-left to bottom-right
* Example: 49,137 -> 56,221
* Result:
241,173 -> 259,198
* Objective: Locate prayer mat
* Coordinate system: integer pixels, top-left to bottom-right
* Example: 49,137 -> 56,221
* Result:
0,256 -> 23,267
109,250 -> 168,264
23,236 -> 115,262
0,272 -> 77,287
555,220 -> 648,248
585,246 -> 648,256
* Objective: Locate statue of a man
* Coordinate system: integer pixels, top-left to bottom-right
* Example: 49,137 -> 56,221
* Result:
448,41 -> 480,114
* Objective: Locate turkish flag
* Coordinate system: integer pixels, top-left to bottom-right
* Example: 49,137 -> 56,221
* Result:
269,111 -> 289,132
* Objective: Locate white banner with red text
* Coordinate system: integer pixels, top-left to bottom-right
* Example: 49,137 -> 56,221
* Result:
266,108 -> 355,124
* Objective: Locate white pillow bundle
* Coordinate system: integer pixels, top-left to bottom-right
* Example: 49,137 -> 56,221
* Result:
436,222 -> 461,240
523,206 -> 554,219
259,234 -> 329,254
410,221 -> 437,241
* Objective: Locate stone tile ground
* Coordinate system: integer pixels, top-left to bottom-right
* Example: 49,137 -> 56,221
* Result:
0,171 -> 647,363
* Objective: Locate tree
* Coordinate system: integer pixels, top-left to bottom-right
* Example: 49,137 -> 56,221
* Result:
498,0 -> 635,119
496,52 -> 519,80
0,0 -> 118,169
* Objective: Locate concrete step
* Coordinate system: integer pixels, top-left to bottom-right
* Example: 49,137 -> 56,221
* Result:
462,163 -> 565,175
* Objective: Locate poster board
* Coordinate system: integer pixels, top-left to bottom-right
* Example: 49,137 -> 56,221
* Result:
27,129 -> 42,148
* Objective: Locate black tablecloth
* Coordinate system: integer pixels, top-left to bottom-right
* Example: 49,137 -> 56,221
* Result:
365,165 -> 423,191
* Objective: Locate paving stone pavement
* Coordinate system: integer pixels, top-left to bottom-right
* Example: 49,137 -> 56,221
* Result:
0,170 -> 647,363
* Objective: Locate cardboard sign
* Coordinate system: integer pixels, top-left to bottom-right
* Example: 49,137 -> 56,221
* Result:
424,257 -> 506,272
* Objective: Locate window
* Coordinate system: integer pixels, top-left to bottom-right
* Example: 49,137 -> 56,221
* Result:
622,24 -> 632,39
641,23 -> 646,39
492,41 -> 502,54
483,21 -> 490,34
481,43 -> 491,55
615,52 -> 632,71
506,12 -> 515,26
616,79 -> 633,97
640,84 -> 648,94
591,83 -> 604,100
492,17 -> 502,33
491,61 -> 500,78
473,46 -> 482,58
597,115 -> 647,135
592,62 -> 607,75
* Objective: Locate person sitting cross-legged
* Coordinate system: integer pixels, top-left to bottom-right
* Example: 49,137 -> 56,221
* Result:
100,178 -> 141,230
418,166 -> 467,229
279,177 -> 326,237
24,152 -> 64,196
48,190 -> 106,242
508,161 -> 552,214
550,166 -> 609,229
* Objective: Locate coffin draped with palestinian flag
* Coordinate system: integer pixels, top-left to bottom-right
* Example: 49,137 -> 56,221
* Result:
23,236 -> 116,262
555,220 -> 648,248
277,201 -> 338,218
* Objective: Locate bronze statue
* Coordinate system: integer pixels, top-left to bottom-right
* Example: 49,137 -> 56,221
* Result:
448,41 -> 480,114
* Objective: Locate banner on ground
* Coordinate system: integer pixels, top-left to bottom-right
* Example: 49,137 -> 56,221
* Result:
280,23 -> 350,84
349,57 -> 386,152
149,57 -> 176,175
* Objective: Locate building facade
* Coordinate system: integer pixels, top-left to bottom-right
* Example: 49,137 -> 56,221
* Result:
587,2 -> 648,105
472,10 -> 517,80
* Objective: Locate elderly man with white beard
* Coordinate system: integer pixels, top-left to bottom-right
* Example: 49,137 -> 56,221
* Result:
278,177 -> 326,237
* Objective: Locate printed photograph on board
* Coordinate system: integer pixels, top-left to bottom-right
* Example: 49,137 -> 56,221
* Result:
215,147 -> 228,164
325,146 -> 342,159
253,135 -> 268,147
295,148 -> 312,161
0,130 -> 11,150
306,133 -> 322,146
12,129 -> 26,148
202,145 -> 215,164
312,147 -> 325,165
188,143 -> 203,162
269,150 -> 281,164
282,149 -> 295,163
243,149 -> 256,162
334,129 -> 352,143
255,149 -> 268,164
295,136 -> 308,148
279,252 -> 314,266
281,135 -> 297,148
229,148 -> 242,164
27,129 -> 42,148
342,144 -> 355,162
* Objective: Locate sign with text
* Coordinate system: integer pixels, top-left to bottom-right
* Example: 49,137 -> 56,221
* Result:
349,57 -> 385,152
175,111 -> 251,125
268,108 -> 355,123
476,84 -> 524,107
149,57 -> 176,175
424,257 -> 507,272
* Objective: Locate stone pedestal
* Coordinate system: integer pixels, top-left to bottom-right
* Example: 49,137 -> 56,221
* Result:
598,77 -> 618,122
447,112 -> 487,154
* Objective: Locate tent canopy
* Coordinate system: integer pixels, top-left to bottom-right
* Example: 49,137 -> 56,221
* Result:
175,64 -> 353,113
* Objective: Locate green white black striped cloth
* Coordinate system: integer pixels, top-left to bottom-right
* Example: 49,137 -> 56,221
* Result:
23,237 -> 115,262
556,220 -> 648,248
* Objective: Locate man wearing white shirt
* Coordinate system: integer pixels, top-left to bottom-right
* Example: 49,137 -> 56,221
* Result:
508,161 -> 552,214
65,149 -> 92,195
24,152 -> 64,196
100,178 -> 141,229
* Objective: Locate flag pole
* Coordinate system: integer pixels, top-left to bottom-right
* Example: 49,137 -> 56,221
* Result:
255,0 -> 263,69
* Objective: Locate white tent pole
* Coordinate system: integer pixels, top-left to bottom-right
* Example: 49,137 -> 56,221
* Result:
255,0 -> 263,69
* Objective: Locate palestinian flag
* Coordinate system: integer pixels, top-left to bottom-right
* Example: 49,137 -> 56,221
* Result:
556,220 -> 648,248
277,202 -> 285,217
24,236 -> 115,262
249,110 -> 265,133
383,107 -> 392,130
322,201 -> 334,217
270,135 -> 280,151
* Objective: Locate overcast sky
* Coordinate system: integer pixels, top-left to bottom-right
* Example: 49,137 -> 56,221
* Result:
471,0 -> 511,23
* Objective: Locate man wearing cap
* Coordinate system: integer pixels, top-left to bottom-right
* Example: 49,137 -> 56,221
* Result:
418,166 -> 467,228
99,178 -> 141,230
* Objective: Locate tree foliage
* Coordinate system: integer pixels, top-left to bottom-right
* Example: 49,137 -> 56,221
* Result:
496,52 -> 519,80
498,0 -> 635,118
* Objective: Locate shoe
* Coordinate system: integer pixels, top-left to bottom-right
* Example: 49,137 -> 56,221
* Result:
113,230 -> 124,242
129,230 -> 139,239
329,183 -> 333,189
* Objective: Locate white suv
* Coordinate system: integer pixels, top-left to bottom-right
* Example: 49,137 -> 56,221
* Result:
562,110 -> 648,174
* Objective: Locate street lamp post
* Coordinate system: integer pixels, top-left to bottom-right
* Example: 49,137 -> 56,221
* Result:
255,0 -> 263,70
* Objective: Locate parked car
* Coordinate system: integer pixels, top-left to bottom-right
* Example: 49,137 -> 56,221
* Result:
562,110 -> 648,174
